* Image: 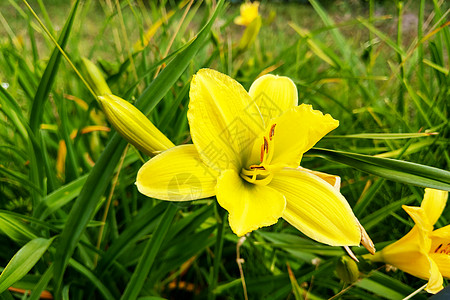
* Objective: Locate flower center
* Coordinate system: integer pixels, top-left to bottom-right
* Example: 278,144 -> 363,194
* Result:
240,124 -> 276,186
434,243 -> 450,255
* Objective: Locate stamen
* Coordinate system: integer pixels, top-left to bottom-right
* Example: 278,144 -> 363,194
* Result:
435,244 -> 443,253
269,124 -> 276,140
264,137 -> 269,154
250,165 -> 266,170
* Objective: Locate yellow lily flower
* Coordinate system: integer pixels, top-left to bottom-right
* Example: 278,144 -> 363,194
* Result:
367,188 -> 449,293
234,2 -> 260,27
136,68 -> 373,250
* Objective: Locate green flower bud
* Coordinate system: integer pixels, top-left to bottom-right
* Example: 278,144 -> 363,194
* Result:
336,256 -> 359,284
98,94 -> 174,156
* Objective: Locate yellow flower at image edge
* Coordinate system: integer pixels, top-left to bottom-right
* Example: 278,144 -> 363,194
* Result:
136,69 -> 374,251
366,188 -> 449,293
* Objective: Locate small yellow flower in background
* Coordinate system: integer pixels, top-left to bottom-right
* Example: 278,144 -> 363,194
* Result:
136,68 -> 374,252
234,1 -> 260,26
366,188 -> 449,293
98,94 -> 174,156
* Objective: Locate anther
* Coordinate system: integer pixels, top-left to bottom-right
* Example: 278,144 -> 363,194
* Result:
269,124 -> 276,140
250,165 -> 266,170
264,137 -> 269,154
435,244 -> 443,253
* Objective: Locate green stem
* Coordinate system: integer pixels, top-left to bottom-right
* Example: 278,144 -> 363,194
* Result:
209,202 -> 227,300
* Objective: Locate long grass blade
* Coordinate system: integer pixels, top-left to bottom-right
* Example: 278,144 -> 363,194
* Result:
307,148 -> 450,191
0,237 -> 54,293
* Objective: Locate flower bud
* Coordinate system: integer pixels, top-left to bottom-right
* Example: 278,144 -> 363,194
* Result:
336,256 -> 359,284
98,94 -> 174,156
80,57 -> 112,96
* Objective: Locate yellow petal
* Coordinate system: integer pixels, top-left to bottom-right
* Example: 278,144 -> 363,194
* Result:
430,224 -> 450,240
430,225 -> 450,277
421,188 -> 448,226
234,2 -> 259,26
376,227 -> 436,280
248,104 -> 339,167
98,94 -> 174,156
234,16 -> 245,26
297,166 -> 341,191
424,255 -> 444,294
188,69 -> 264,172
402,205 -> 433,232
429,253 -> 450,278
215,169 -> 286,236
269,168 -> 360,246
249,74 -> 298,125
136,145 -> 219,201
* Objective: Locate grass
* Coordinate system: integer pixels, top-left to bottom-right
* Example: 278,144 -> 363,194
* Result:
0,0 -> 449,299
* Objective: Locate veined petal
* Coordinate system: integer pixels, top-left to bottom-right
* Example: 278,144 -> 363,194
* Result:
248,74 -> 298,124
376,228 -> 433,279
248,104 -> 338,167
402,205 -> 433,232
188,69 -> 264,172
430,225 -> 450,277
421,188 -> 448,226
297,167 -> 341,191
269,168 -> 360,246
216,169 -> 286,236
424,256 -> 444,294
429,253 -> 450,278
430,225 -> 450,240
136,145 -> 219,201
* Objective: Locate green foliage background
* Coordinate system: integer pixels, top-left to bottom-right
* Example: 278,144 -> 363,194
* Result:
0,0 -> 449,299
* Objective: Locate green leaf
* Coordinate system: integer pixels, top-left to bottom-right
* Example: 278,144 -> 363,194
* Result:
28,0 -> 79,133
0,212 -> 38,243
68,259 -> 116,300
307,148 -> 450,191
0,237 -> 54,293
36,174 -> 88,220
355,271 -> 416,300
120,204 -> 177,300
96,202 -> 167,273
26,0 -> 80,209
360,195 -> 416,230
28,264 -> 53,300
326,132 -> 439,139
